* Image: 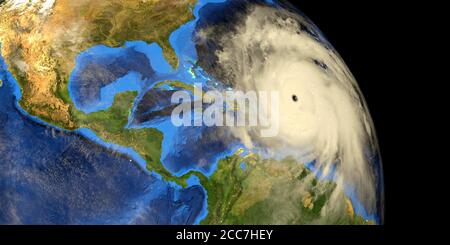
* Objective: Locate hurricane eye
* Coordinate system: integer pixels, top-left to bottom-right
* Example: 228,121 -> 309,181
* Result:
292,95 -> 298,102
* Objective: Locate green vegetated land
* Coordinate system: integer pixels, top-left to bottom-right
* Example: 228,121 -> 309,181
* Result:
70,91 -> 194,186
67,89 -> 372,224
200,153 -> 373,224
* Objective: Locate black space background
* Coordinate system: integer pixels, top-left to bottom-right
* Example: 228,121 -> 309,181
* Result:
290,0 -> 406,226
1,0 -> 424,243
290,0 -> 427,241
295,0 -> 431,236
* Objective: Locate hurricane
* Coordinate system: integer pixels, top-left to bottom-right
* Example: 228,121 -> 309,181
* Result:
200,5 -> 379,215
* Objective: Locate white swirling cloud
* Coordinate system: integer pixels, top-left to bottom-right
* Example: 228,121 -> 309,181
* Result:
214,5 -> 377,214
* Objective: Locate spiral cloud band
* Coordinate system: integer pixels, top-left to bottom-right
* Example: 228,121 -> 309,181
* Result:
206,5 -> 378,214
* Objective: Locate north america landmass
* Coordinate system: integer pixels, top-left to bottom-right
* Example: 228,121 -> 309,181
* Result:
0,0 -> 373,224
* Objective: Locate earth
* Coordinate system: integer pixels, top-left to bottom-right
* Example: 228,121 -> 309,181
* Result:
0,0 -> 383,224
